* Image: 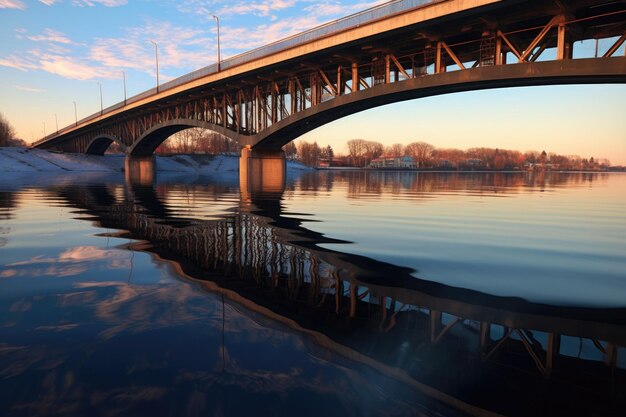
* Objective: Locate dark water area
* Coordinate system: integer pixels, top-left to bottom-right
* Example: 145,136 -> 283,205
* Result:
0,171 -> 625,417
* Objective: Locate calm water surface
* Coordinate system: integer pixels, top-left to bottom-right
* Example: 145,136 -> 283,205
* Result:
1,171 -> 625,417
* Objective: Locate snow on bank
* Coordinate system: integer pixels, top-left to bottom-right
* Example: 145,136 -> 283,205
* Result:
0,148 -> 312,175
0,147 -> 124,172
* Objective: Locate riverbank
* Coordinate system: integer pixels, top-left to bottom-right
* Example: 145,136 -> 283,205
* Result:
0,147 -> 312,174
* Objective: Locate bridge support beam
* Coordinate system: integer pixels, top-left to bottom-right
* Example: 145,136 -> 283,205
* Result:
239,147 -> 286,196
125,155 -> 156,186
557,22 -> 573,60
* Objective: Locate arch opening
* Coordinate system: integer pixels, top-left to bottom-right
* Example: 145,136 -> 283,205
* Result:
128,119 -> 241,157
86,135 -> 126,156
156,127 -> 239,156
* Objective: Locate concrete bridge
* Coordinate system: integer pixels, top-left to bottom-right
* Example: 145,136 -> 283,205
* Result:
34,0 -> 626,187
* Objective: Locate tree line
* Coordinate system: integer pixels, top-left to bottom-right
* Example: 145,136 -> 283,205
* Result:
292,138 -> 611,170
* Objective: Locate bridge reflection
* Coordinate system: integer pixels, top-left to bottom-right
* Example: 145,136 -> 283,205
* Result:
54,174 -> 625,417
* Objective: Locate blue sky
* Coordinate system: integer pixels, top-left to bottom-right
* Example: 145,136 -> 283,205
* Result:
1,0 -> 625,164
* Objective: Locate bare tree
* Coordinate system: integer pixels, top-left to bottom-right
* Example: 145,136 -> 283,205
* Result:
347,139 -> 383,167
0,113 -> 17,147
320,144 -> 334,160
405,141 -> 434,167
386,143 -> 404,156
297,140 -> 321,166
283,141 -> 297,159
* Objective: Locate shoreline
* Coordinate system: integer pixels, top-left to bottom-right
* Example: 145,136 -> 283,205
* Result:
315,167 -> 622,173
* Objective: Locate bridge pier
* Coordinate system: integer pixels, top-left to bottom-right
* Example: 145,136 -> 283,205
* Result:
239,147 -> 286,197
125,155 -> 156,186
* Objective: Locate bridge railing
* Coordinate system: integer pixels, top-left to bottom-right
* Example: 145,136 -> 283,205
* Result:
33,0 -> 438,146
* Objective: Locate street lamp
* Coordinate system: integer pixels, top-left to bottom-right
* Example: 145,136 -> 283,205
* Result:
213,15 -> 221,71
97,82 -> 103,115
148,40 -> 159,92
73,101 -> 77,126
122,70 -> 127,105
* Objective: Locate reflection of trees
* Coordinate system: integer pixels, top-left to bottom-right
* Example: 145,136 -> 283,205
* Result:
0,191 -> 16,220
331,171 -> 609,199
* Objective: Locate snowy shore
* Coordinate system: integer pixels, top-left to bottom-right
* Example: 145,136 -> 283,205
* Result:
0,147 -> 311,175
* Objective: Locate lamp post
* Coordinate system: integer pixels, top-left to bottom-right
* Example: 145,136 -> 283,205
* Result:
213,15 -> 221,71
73,101 -> 77,126
148,40 -> 159,92
97,82 -> 103,115
122,70 -> 127,105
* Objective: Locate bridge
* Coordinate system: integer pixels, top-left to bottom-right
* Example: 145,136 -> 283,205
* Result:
33,0 -> 626,187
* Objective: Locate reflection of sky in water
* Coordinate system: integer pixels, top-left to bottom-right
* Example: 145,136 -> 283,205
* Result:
0,188 -> 430,416
286,173 -> 626,307
1,173 -> 625,416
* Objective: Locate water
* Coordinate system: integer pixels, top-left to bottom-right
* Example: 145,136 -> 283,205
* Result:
1,170 -> 625,417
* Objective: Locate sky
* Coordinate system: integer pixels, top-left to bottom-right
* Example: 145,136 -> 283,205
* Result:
0,0 -> 625,164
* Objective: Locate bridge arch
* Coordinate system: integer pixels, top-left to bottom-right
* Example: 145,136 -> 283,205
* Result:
86,135 -> 127,155
250,58 -> 626,151
128,119 -> 241,157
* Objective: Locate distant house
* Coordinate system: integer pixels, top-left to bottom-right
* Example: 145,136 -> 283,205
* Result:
436,159 -> 455,169
465,158 -> 483,167
369,155 -> 416,169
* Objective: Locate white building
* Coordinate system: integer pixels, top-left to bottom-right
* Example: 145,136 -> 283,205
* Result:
369,155 -> 416,169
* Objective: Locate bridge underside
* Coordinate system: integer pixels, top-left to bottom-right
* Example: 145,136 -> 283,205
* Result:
252,58 -> 626,150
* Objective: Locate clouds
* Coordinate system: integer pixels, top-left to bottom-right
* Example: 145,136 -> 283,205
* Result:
1,0 -> 126,9
14,85 -> 44,92
90,19 -> 216,73
71,0 -> 128,6
0,1 -> 384,83
0,0 -> 25,9
216,0 -> 297,18
0,47 -> 119,80
0,54 -> 39,71
27,28 -> 74,44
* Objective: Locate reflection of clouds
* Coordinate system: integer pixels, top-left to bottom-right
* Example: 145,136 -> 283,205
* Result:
1,269 -> 17,278
36,323 -> 79,332
0,344 -> 47,379
3,246 -> 131,278
73,281 -> 212,340
9,299 -> 32,312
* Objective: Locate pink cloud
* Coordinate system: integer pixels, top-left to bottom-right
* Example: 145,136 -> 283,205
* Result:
71,0 -> 127,6
27,28 -> 73,44
0,0 -> 26,9
0,54 -> 38,71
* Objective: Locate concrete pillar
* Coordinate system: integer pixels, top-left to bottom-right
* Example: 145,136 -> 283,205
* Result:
125,155 -> 156,186
239,146 -> 286,197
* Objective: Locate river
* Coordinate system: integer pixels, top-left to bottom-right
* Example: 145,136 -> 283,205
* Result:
1,170 -> 625,417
